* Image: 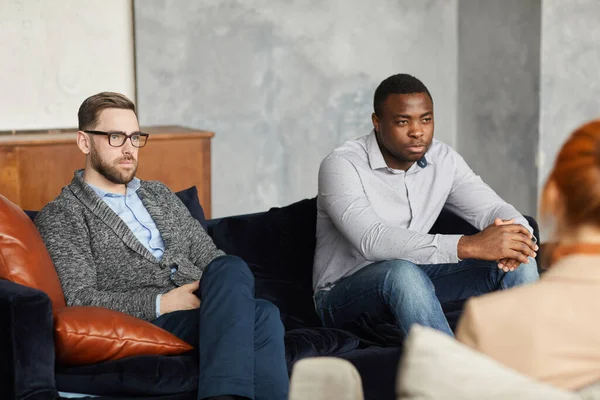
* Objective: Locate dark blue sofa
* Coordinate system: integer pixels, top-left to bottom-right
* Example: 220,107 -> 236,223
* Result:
0,188 -> 540,400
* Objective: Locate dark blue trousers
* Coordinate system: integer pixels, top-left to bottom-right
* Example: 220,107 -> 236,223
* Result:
152,255 -> 289,400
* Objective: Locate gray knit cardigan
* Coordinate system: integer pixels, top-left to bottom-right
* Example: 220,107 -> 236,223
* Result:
35,171 -> 225,321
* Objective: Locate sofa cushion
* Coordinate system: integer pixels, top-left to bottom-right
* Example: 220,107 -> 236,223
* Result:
54,306 -> 193,366
56,354 -> 198,397
396,325 -> 577,400
53,327 -> 359,397
174,186 -> 207,230
0,194 -> 66,312
284,327 -> 360,365
580,381 -> 600,399
208,198 -> 321,330
289,357 -> 364,400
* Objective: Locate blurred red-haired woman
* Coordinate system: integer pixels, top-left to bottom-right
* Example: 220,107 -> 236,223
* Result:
456,119 -> 600,390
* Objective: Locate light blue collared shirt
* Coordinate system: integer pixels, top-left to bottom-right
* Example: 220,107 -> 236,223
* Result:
87,175 -> 166,317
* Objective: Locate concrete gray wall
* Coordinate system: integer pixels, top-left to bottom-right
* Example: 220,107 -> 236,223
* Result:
457,0 -> 541,216
134,0 -> 458,217
539,0 -> 600,193
135,0 -> 600,223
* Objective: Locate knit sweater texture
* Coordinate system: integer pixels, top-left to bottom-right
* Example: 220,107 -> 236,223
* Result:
35,171 -> 225,321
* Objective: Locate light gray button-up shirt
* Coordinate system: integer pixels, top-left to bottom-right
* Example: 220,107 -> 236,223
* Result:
313,131 -> 532,292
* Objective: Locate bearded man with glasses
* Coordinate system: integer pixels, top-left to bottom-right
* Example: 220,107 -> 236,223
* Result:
34,92 -> 289,400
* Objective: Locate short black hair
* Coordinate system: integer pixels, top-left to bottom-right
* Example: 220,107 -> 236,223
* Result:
373,74 -> 432,116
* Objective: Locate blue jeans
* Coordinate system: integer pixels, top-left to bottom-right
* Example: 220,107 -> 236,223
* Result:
314,258 -> 539,337
152,255 -> 289,400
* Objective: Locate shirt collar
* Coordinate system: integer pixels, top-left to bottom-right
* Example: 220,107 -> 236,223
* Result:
366,130 -> 430,173
367,130 -> 388,170
78,170 -> 141,198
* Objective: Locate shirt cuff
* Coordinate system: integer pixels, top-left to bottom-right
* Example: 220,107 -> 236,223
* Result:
437,234 -> 463,263
155,294 -> 162,318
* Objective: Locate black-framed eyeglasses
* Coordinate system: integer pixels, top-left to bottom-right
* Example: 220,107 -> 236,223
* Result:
84,130 -> 149,148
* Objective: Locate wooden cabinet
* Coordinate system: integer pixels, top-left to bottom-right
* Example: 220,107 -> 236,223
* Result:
0,126 -> 214,217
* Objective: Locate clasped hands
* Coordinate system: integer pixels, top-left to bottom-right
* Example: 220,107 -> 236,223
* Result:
457,218 -> 538,273
493,218 -> 538,272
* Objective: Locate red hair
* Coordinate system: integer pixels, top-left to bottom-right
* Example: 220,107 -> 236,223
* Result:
541,120 -> 600,233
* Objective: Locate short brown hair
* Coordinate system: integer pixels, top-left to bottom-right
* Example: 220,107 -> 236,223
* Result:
78,92 -> 136,130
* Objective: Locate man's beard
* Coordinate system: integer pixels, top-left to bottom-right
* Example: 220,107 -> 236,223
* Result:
90,146 -> 137,185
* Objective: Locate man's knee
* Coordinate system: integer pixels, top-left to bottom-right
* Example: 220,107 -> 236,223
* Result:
204,255 -> 254,280
370,260 -> 443,333
518,258 -> 540,282
378,259 -> 433,293
255,299 -> 284,334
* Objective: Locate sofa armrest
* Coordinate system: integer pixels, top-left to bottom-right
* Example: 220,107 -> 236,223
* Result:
0,279 -> 58,400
